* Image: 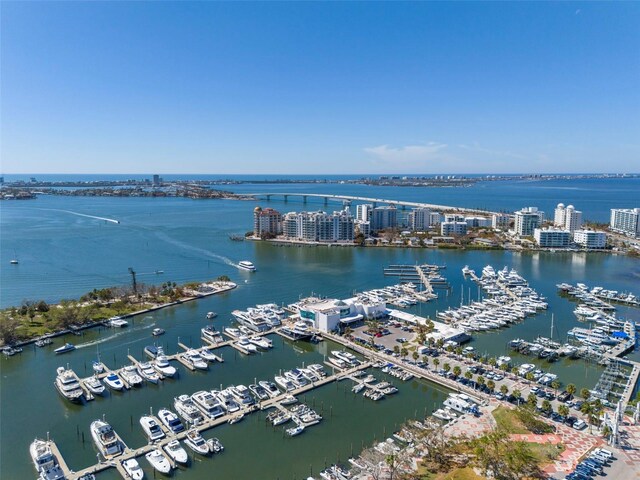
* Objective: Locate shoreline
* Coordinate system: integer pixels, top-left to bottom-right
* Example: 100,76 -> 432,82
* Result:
3,281 -> 237,349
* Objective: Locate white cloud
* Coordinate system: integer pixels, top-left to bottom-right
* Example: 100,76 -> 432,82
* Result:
363,142 -> 448,164
457,142 -> 525,160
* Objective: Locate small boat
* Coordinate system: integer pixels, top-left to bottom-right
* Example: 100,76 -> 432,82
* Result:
286,425 -> 305,436
228,413 -> 244,424
143,345 -> 159,359
121,458 -> 144,480
200,348 -> 218,362
238,260 -> 256,272
54,343 -> 75,355
207,437 -> 224,454
120,365 -> 143,387
30,438 -> 65,480
35,338 -> 53,348
104,373 -> 124,391
224,327 -> 240,338
10,259 -> 18,264
182,350 -> 208,370
158,408 -> 185,434
140,415 -> 165,442
275,375 -> 295,391
206,311 -> 217,319
151,328 -> 165,336
236,336 -> 258,354
184,429 -> 209,455
84,376 -> 106,395
108,318 -> 129,328
90,419 -> 122,457
281,394 -> 298,405
164,439 -> 188,464
145,449 -> 171,474
154,353 -> 177,378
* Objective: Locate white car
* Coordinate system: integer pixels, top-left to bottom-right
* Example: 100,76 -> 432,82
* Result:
572,419 -> 587,430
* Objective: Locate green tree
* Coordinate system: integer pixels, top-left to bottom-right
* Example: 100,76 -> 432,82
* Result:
566,383 -> 577,397
412,351 -> 419,362
487,380 -> 495,392
525,372 -> 535,383
541,399 -> 552,413
488,357 -> 497,369
512,389 -> 522,404
393,345 -> 400,356
526,393 -> 538,409
453,365 -> 462,377
443,363 -> 451,373
500,384 -> 509,396
558,404 -> 570,418
551,380 -> 560,393
472,429 -> 542,480
477,375 -> 485,387
400,347 -> 408,359
464,371 -> 473,381
580,388 -> 591,401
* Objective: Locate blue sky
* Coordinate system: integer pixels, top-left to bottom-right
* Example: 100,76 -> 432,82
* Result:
1,2 -> 639,174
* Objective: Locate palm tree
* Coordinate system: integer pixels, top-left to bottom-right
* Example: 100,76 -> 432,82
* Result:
433,358 -> 440,370
580,388 -> 591,401
527,393 -> 537,409
393,345 -> 400,356
422,355 -> 430,368
436,338 -> 444,350
455,346 -> 463,357
443,363 -> 451,373
551,380 -> 560,394
525,372 -> 535,383
453,365 -> 462,378
487,380 -> 495,392
512,389 -> 522,404
464,371 -> 473,381
511,366 -> 519,377
580,402 -> 594,433
500,363 -> 509,372
477,375 -> 485,387
558,404 -> 570,418
488,357 -> 497,369
566,383 -> 577,397
412,350 -> 419,363
500,384 -> 509,396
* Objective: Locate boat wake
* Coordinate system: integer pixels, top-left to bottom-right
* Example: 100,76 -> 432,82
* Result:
76,322 -> 156,349
39,208 -> 120,224
154,231 -> 235,266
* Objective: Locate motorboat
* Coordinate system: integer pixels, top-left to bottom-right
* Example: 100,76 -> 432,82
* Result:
120,365 -> 143,387
269,411 -> 291,426
121,459 -> 144,480
258,380 -> 280,398
137,362 -> 160,384
164,439 -> 188,464
184,429 -> 209,455
140,415 -> 165,442
281,394 -> 298,405
274,375 -> 295,391
248,336 -> 273,349
248,383 -> 270,401
284,369 -> 309,387
308,364 -> 327,378
30,438 -> 65,480
192,390 -> 225,418
224,327 -> 240,338
432,409 -> 454,421
151,328 -> 165,336
327,356 -> 347,370
199,348 -> 218,362
227,412 -> 244,424
238,260 -> 256,272
182,350 -> 208,370
35,338 -> 53,348
206,311 -> 217,319
108,317 -> 129,328
174,394 -> 205,425
84,376 -> 105,396
286,425 -> 305,436
104,373 -> 124,391
216,389 -> 241,412
154,351 -> 177,377
54,343 -> 75,354
230,384 -> 255,406
236,336 -> 258,354
143,345 -> 159,359
90,419 -> 122,457
145,449 -> 171,474
54,366 -> 84,403
202,325 -> 223,343
157,408 -> 185,434
332,350 -> 360,366
206,437 -> 224,454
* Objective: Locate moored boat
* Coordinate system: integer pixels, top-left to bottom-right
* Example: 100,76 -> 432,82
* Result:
140,415 -> 165,442
30,438 -> 66,480
164,439 -> 188,464
157,408 -> 185,433
84,376 -> 105,396
104,373 -> 124,391
121,459 -> 144,480
145,449 -> 171,474
184,429 -> 210,455
54,366 -> 84,403
90,419 -> 122,457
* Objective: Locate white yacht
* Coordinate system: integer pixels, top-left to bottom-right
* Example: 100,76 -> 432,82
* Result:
286,425 -> 305,436
258,380 -> 281,398
54,343 -> 76,354
145,449 -> 171,474
140,415 -> 165,442
274,375 -> 296,391
174,394 -> 205,426
182,350 -> 208,370
192,390 -> 225,418
206,311 -> 217,319
84,376 -> 105,396
54,366 -> 84,403
230,384 -> 255,406
206,437 -> 224,454
120,365 -> 143,387
154,352 -> 177,378
202,325 -> 223,343
224,327 -> 241,338
157,408 -> 185,433
200,348 -> 218,362
184,429 -> 209,455
308,364 -> 327,378
121,459 -> 144,480
249,336 -> 273,349
248,383 -> 270,401
216,389 -> 241,412
236,336 -> 258,354
90,420 -> 122,457
332,350 -> 360,366
238,260 -> 256,272
284,369 -> 309,388
137,362 -> 160,384
109,318 -> 129,328
326,356 -> 347,370
151,328 -> 165,337
103,372 -> 124,391
164,439 -> 188,464
30,438 -> 66,480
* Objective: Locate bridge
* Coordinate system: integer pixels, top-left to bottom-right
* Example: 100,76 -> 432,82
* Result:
245,192 -> 499,215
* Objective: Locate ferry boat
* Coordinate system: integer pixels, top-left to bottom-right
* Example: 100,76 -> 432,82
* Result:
157,408 -> 185,433
145,448 -> 171,473
140,415 -> 165,442
54,343 -> 75,355
90,419 -> 122,457
238,260 -> 256,271
30,438 -> 65,480
164,439 -> 188,464
122,459 -> 144,480
54,366 -> 84,403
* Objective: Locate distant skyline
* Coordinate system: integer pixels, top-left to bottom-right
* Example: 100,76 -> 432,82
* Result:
1,2 -> 639,174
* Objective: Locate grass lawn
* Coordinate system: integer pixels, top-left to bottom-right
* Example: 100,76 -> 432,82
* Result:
529,442 -> 565,463
414,466 -> 483,480
492,406 -> 529,434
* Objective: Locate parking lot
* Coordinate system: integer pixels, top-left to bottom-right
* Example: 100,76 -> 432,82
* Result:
349,321 -> 418,353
